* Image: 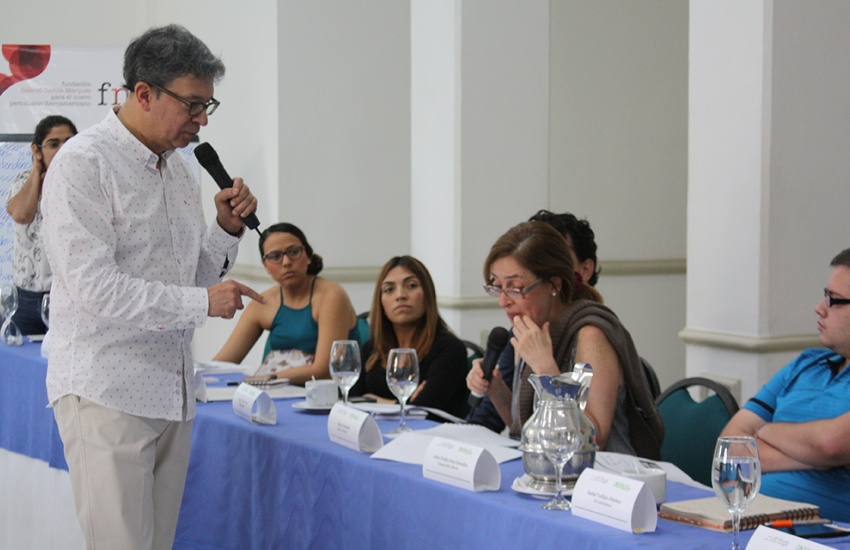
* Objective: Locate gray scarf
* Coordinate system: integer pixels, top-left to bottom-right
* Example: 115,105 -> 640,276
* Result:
510,300 -> 664,459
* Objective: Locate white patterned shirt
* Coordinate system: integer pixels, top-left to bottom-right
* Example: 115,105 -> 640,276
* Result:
6,170 -> 52,291
42,108 -> 242,421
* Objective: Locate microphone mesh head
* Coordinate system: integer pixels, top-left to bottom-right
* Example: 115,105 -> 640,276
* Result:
487,326 -> 510,350
193,142 -> 218,166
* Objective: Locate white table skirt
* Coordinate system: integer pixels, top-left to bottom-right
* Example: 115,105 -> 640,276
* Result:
0,449 -> 84,550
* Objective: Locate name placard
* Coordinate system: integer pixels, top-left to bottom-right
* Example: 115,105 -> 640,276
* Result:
421,436 -> 500,492
193,370 -> 208,403
327,403 -> 383,453
40,331 -> 50,357
571,468 -> 657,533
747,525 -> 835,550
232,383 -> 277,425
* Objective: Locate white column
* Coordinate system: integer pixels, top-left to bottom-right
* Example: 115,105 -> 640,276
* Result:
685,0 -> 850,402
411,0 -> 551,343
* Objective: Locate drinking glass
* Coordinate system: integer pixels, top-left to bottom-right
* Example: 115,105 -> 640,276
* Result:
385,348 -> 419,435
711,436 -> 761,550
41,293 -> 51,329
329,339 -> 361,405
537,398 -> 582,510
0,285 -> 22,346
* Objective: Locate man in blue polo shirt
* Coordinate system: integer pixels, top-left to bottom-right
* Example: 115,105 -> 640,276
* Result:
721,248 -> 850,522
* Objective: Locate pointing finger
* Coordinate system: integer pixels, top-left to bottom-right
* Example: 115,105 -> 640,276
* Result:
235,281 -> 267,304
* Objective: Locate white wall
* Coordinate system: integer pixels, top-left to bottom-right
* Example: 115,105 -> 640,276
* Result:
200,1 -> 411,368
2,1 -> 278,368
768,1 -> 850,335
686,1 -> 850,400
1,1 -> 690,384
277,1 -> 411,268
549,1 -> 689,390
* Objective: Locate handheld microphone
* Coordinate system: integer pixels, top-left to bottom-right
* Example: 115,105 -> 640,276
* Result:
468,326 -> 511,411
194,142 -> 261,235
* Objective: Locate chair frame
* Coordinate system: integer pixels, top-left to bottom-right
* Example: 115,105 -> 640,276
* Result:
461,339 -> 484,359
655,376 -> 739,416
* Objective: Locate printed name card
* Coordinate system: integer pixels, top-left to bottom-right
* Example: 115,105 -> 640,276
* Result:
327,403 -> 383,453
40,331 -> 50,358
232,383 -> 277,425
193,371 -> 208,403
421,436 -> 500,492
571,468 -> 657,533
747,526 -> 835,550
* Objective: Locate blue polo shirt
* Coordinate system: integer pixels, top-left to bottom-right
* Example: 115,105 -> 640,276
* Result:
744,348 -> 850,521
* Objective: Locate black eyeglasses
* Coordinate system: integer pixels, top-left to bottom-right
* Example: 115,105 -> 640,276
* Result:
149,83 -> 220,117
37,137 -> 73,151
483,278 -> 544,300
824,289 -> 850,308
262,246 -> 305,264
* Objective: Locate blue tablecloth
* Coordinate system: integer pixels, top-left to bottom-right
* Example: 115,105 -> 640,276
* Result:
3,341 -> 849,549
0,342 -> 67,469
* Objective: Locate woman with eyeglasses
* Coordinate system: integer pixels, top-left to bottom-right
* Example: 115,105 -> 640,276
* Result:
466,221 -> 663,458
213,222 -> 359,385
348,256 -> 469,418
5,115 -> 77,335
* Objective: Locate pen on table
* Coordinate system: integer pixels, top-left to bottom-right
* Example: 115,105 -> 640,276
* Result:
767,519 -> 832,528
227,381 -> 241,386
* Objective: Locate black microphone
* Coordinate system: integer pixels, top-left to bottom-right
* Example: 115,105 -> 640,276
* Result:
468,326 -> 511,411
194,142 -> 261,235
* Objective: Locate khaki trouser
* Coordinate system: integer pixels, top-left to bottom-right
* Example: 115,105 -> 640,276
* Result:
54,395 -> 193,550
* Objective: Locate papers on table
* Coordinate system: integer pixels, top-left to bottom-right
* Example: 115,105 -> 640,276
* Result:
593,451 -> 706,489
350,402 -> 428,420
193,360 -> 246,375
748,525 -> 837,550
199,382 -> 306,402
422,424 -> 520,449
348,403 -> 467,423
371,424 -> 522,465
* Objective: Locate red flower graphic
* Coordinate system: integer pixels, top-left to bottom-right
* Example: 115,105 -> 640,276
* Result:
0,44 -> 51,97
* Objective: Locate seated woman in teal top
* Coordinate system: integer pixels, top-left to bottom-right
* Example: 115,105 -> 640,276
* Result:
213,223 -> 359,385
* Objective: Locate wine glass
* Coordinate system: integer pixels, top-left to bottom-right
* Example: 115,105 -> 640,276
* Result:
385,348 -> 419,435
41,293 -> 51,329
712,436 -> 761,550
0,285 -> 23,346
537,398 -> 582,510
0,284 -> 16,320
329,339 -> 361,405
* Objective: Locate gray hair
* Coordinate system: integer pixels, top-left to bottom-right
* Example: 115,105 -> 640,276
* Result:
123,24 -> 225,90
831,248 -> 850,269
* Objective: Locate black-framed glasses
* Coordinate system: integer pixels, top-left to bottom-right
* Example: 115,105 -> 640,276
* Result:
262,246 -> 305,264
149,83 -> 220,117
824,289 -> 850,308
37,137 -> 73,151
483,278 -> 545,300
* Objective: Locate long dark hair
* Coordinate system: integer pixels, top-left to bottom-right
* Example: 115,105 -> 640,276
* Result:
366,255 -> 448,371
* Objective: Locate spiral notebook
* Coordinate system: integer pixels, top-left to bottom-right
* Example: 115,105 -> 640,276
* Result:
659,494 -> 819,532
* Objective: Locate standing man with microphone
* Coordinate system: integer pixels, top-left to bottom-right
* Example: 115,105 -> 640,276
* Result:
42,25 -> 264,550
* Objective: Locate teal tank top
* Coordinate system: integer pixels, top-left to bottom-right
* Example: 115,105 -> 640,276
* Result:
263,277 -> 360,359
